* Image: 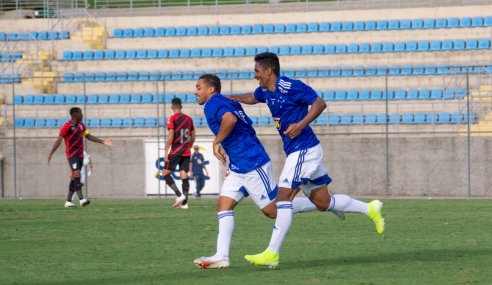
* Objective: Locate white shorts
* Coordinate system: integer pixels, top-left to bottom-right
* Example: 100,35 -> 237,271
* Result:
221,161 -> 278,209
278,144 -> 332,197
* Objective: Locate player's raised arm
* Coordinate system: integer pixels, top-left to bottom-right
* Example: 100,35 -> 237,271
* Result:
85,133 -> 115,147
225,93 -> 259,105
213,112 -> 237,165
284,97 -> 326,139
47,136 -> 64,165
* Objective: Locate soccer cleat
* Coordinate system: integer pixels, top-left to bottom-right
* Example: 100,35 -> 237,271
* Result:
180,204 -> 189,209
194,256 -> 230,269
332,210 -> 346,221
244,249 -> 279,268
173,196 -> 186,208
80,199 -> 90,207
64,201 -> 76,208
368,200 -> 385,234
194,193 -> 201,198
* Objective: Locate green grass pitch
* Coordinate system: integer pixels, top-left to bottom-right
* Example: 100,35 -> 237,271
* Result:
1,199 -> 491,284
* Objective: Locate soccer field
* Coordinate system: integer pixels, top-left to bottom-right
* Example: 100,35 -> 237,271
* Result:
1,199 -> 491,285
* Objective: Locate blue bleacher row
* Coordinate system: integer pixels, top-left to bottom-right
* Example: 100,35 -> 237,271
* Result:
0,30 -> 70,42
12,87 -> 467,106
59,63 -> 492,83
0,73 -> 21,83
109,16 -> 492,38
59,38 -> 491,61
11,111 -> 476,129
1,52 -> 22,62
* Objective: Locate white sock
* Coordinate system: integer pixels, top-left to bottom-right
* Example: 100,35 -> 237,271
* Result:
327,194 -> 369,215
267,202 -> 293,253
292,197 -> 317,213
215,211 -> 234,258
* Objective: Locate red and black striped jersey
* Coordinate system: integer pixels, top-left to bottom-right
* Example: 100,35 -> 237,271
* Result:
60,121 -> 88,159
167,113 -> 194,157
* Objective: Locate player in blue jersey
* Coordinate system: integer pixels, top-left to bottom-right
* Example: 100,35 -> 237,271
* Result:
192,74 -> 328,269
227,52 -> 385,268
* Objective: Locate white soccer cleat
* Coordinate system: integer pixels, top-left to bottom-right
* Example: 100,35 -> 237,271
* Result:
180,204 -> 189,209
194,256 -> 230,269
64,201 -> 76,208
173,196 -> 186,208
80,199 -> 90,207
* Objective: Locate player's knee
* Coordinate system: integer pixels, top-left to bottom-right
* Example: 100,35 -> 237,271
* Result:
263,211 -> 277,219
73,171 -> 81,178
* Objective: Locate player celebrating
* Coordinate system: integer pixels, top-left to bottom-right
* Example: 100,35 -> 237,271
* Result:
163,98 -> 195,209
227,52 -> 385,268
192,74 -> 330,269
47,107 -> 114,207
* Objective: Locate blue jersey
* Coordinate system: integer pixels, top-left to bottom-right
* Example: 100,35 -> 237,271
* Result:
254,76 -> 320,156
204,94 -> 270,173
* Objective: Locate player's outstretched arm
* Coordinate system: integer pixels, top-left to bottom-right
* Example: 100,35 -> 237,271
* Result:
86,133 -> 115,147
47,136 -> 64,165
213,112 -> 237,165
225,93 -> 259,105
284,97 -> 327,139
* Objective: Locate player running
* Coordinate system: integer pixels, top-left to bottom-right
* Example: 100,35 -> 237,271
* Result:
227,52 -> 385,268
192,74 -> 329,269
47,107 -> 115,208
163,98 -> 195,209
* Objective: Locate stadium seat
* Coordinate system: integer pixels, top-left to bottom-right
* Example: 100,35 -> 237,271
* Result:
116,71 -> 127,81
32,95 -> 44,104
274,24 -> 285,33
369,89 -> 382,100
198,26 -> 208,36
121,117 -> 133,127
441,40 -> 453,50
400,19 -> 411,29
336,44 -> 347,54
265,24 -> 276,34
107,93 -> 119,104
377,65 -> 388,76
453,39 -> 465,50
347,43 -> 359,53
429,40 -> 441,51
290,45 -> 301,55
464,112 -> 476,123
165,27 -> 176,36
365,21 -> 376,30
319,22 -> 330,32
401,113 -> 413,124
99,117 -> 111,127
279,45 -> 290,55
330,67 -> 341,77
389,113 -> 401,124
413,113 -> 426,124
395,89 -> 406,100
376,20 -> 388,30
134,28 -> 144,37
144,117 -> 156,127
250,116 -> 259,126
180,48 -> 191,58
74,94 -> 84,104
460,17 -> 472,28
169,49 -> 180,58
447,17 -> 459,28
341,66 -> 353,77
60,51 -> 72,61
365,114 -> 377,124
308,22 -> 319,32
424,64 -> 436,75
466,39 -> 478,50
436,18 -> 447,28
36,118 -> 46,128
112,28 -> 123,38
315,114 -> 327,125
382,42 -> 393,52
383,89 -> 395,100
230,25 -> 241,35
334,90 -> 346,101
115,50 -> 126,60
60,72 -> 73,83
128,71 -> 138,81
438,112 -> 451,123
56,118 -> 67,127
223,47 -> 234,57
451,112 -> 463,123
323,90 -> 335,101
312,44 -> 324,54
412,19 -> 424,29
13,117 -> 24,128
97,94 -> 108,104
388,20 -> 400,30
71,51 -> 83,60
189,48 -> 201,57
342,21 -> 353,31
387,64 -> 399,76
347,90 -> 358,100
406,89 -> 418,100
331,22 -> 342,32
429,89 -> 443,100
295,68 -> 307,78
44,94 -> 55,104
301,45 -> 313,55
352,66 -> 364,77
323,44 -> 335,54
202,48 -> 212,57
133,117 -> 145,127
329,114 -> 340,125
485,16 -> 492,26
359,43 -> 370,53
240,25 -> 252,35
340,114 -> 352,124
406,41 -> 417,52
417,41 -> 429,51
413,64 -> 424,75
394,41 -> 405,52
212,47 -> 223,57
319,67 -> 329,77
426,112 -> 439,124
423,19 -> 435,29
144,27 -> 155,37
122,28 -> 133,38
365,65 -> 377,76
219,25 -> 230,35
86,94 -> 97,104
353,21 -> 364,31
417,89 -> 429,100
478,39 -> 490,49
176,27 -> 186,36
136,49 -> 147,59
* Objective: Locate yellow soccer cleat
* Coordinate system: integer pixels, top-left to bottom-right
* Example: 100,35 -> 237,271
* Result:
368,200 -> 385,234
244,249 -> 279,269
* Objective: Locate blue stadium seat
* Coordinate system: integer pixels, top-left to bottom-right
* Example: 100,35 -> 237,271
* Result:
83,72 -> 95,82
460,17 -> 472,28
388,64 -> 400,76
48,31 -> 60,40
413,113 -> 426,124
180,48 -> 191,58
444,89 -> 456,99
91,50 -> 104,60
374,113 -> 387,124
438,112 -> 451,123
342,21 -> 353,31
274,24 -> 286,33
212,47 -> 223,57
46,118 -> 57,128
60,72 -> 73,83
453,39 -> 465,50
122,117 -> 133,127
439,40 -> 453,51
363,113 -> 375,124
198,26 -> 208,35
109,117 -> 121,128
430,89 -> 443,100
44,94 -> 55,104
417,41 -> 429,51
75,94 -> 85,104
340,114 -> 352,124
377,20 -> 388,30
359,43 -> 370,53
448,17 -> 459,28
365,21 -> 376,30
331,22 -> 342,32
230,25 -> 241,35
38,31 -> 49,40
201,48 -> 212,57
394,41 -> 405,52
478,39 -> 490,49
269,46 -> 279,54
186,26 -> 198,36
353,21 -> 364,31
307,67 -> 318,78
176,27 -> 187,36
319,67 -> 329,77
99,117 -> 111,127
115,49 -> 126,59
353,66 -> 364,77
129,93 -> 140,104
408,89 -> 420,100
187,47 -> 200,57
165,27 -> 176,36
135,49 -> 147,59
428,40 -> 441,51
264,24 -> 274,33
36,118 -> 46,128
259,115 -> 271,126
325,44 -> 336,54
347,43 -> 359,53
436,18 -> 447,29
323,90 -> 335,101
116,71 -> 127,81
112,28 -> 123,38
144,117 -> 156,127
144,27 -> 155,37
394,89 -> 406,100
329,114 -> 340,125
13,117 -> 24,128
400,19 -> 411,29
60,51 -> 72,61
219,25 -> 230,35
377,65 -> 388,76
139,71 -> 150,81
243,46 -> 255,56
464,112 -> 476,123
295,68 -> 307,78
382,42 -> 393,52
122,28 -> 133,38
72,51 -> 83,60
365,65 -> 377,76
330,67 -> 341,77
424,64 -> 436,75
315,114 -> 327,125
169,48 -> 179,58
127,71 -> 138,81
33,95 -> 44,104
401,113 -> 413,124
451,112 -> 463,123
133,28 -> 144,37
389,113 -> 401,124
388,20 -> 400,30
336,44 -> 347,53
301,45 -> 312,54
369,89 -> 382,100
405,41 -> 417,51
143,49 -> 156,59
412,19 -> 424,29
290,45 -> 301,55
87,94 -> 98,104
347,90 -> 358,100
249,116 -> 259,126
319,22 -> 330,32
313,44 -> 324,54
251,24 -> 263,34
342,66 -> 353,77
170,70 -> 182,80
466,39 -> 478,50
98,93 -> 108,104
56,118 -> 67,127
413,64 -> 424,75
108,93 -> 119,104
485,16 -> 492,26
334,90 -> 346,101
279,45 -> 290,55
241,25 -> 252,34
308,22 -> 319,32
384,89 -> 395,100
424,18 -> 435,29
284,68 -> 295,77
101,50 -> 114,60
399,64 -> 412,76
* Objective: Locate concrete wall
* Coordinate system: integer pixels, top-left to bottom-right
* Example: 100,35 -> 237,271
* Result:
1,136 -> 491,199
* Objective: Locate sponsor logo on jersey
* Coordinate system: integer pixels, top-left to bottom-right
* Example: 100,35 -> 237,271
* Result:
278,79 -> 292,90
283,178 -> 289,183
260,195 -> 266,200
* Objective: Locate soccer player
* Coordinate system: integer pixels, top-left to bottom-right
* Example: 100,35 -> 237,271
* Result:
189,145 -> 209,198
47,107 -> 114,208
226,52 -> 385,268
163,98 -> 195,209
192,74 -> 328,269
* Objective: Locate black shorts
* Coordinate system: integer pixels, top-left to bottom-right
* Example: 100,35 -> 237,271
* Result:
68,156 -> 83,171
164,155 -> 190,172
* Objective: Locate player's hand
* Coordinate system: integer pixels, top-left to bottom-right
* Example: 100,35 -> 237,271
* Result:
164,154 -> 169,163
47,155 -> 52,165
103,139 -> 115,147
283,123 -> 303,139
213,142 -> 226,166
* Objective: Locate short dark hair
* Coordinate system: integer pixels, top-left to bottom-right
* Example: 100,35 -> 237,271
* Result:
70,107 -> 81,116
171,98 -> 182,107
254,52 -> 280,77
199,74 -> 221,94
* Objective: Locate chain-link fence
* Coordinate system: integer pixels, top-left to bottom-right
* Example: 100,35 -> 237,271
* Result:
0,67 -> 491,199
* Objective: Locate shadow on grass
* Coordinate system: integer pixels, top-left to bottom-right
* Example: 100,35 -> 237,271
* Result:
18,248 -> 492,285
